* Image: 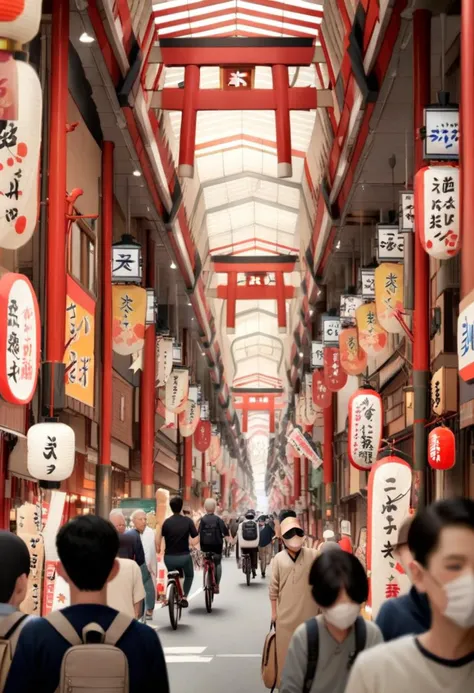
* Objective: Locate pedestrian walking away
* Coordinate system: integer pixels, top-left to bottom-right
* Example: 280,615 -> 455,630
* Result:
130,510 -> 158,619
198,498 -> 230,593
258,515 -> 275,578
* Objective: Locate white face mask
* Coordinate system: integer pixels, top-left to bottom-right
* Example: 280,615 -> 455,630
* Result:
443,572 -> 474,628
284,536 -> 305,552
324,602 -> 360,630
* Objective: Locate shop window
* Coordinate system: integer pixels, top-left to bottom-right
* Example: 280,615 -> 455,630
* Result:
68,220 -> 96,295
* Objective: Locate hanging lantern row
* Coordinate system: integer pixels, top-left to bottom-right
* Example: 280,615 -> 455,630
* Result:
348,388 -> 383,471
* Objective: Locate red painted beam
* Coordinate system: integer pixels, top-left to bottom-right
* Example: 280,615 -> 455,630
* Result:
159,45 -> 317,67
227,272 -> 238,331
178,64 -> 200,177
211,237 -> 299,254
156,87 -> 320,111
213,260 -> 296,273
217,285 -> 295,300
235,402 -> 284,410
154,0 -> 323,21
275,271 -> 287,330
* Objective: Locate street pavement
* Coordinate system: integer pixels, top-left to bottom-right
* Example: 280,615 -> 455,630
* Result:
151,553 -> 271,693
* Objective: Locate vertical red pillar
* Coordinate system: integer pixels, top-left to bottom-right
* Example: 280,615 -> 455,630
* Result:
96,142 -> 114,517
412,10 -> 431,506
461,0 -> 474,300
183,436 -> 193,501
272,64 -> 292,178
45,0 -> 68,397
275,272 -> 287,332
178,65 -> 200,178
323,400 -> 334,485
293,457 -> 301,500
242,407 -> 248,433
0,434 -> 6,530
269,399 -> 275,434
140,236 -> 156,498
226,271 -> 238,332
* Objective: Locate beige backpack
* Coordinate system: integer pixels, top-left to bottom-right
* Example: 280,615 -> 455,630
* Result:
45,611 -> 133,692
0,612 -> 28,690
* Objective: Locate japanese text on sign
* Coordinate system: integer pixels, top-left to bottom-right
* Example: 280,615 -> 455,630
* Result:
424,108 -> 459,160
322,317 -> 341,346
312,341 -> 324,368
399,191 -> 414,232
361,269 -> 376,298
377,225 -> 404,262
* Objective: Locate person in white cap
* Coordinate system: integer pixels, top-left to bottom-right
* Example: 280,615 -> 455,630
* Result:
269,516 -> 318,687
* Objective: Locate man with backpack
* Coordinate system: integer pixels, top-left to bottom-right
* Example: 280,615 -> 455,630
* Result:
0,532 -> 32,689
279,550 -> 382,693
198,498 -> 229,594
5,515 -> 169,693
238,510 -> 260,579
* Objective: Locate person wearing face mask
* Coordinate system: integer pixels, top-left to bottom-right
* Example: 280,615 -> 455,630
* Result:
280,551 -> 382,693
346,497 -> 474,693
269,517 -> 318,687
376,516 -> 431,641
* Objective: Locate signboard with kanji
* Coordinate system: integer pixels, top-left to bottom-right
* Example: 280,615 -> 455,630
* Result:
360,268 -> 376,298
399,191 -> 414,232
424,106 -> 459,160
340,294 -> 364,323
415,164 -> 460,260
221,67 -> 255,90
311,341 -> 324,368
322,316 -> 341,346
64,277 -> 95,407
458,297 -> 474,383
377,225 -> 404,262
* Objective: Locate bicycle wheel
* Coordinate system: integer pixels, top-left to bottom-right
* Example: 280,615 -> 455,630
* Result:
168,582 -> 179,630
246,559 -> 251,586
205,571 -> 213,613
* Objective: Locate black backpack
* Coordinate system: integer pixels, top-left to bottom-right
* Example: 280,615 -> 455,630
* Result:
200,515 -> 221,546
303,616 -> 366,692
241,520 -> 258,542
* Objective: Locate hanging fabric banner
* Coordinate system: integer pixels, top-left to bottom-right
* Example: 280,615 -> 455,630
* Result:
194,419 -> 211,452
156,336 -> 173,386
414,164 -> 460,259
156,397 -> 176,429
356,303 -> 388,356
179,387 -> 200,437
323,347 -> 348,392
339,327 -> 367,375
112,285 -> 146,356
287,426 -> 323,470
348,389 -> 383,471
312,369 -> 332,409
367,456 -> 412,618
165,367 -> 189,413
303,373 -> 317,425
375,263 -> 405,334
209,434 -> 221,465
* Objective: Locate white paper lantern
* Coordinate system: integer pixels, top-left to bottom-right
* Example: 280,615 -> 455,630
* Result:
0,60 -> 42,249
165,367 -> 189,413
414,164 -> 460,260
348,389 -> 383,471
27,422 -> 75,484
0,1 -> 42,45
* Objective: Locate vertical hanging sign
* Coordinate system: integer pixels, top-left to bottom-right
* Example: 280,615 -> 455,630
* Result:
414,164 -> 460,259
64,277 -> 96,407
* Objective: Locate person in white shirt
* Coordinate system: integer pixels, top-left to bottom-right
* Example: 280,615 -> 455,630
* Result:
107,557 -> 145,618
237,510 -> 260,579
131,510 -> 158,619
346,497 -> 474,693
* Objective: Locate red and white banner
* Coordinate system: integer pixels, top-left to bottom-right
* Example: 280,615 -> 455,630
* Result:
323,347 -> 348,392
287,426 -> 323,470
367,456 -> 412,618
156,337 -> 173,386
165,368 -> 189,413
312,369 -> 332,409
348,389 -> 383,471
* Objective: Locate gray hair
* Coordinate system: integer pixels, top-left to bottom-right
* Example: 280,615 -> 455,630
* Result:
130,509 -> 146,521
109,509 -> 125,520
204,498 -> 216,513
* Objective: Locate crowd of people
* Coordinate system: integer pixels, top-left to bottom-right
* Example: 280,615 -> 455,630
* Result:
0,496 -> 473,692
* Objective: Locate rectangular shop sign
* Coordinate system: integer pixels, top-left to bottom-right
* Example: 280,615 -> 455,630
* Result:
311,341 -> 324,368
360,268 -> 376,299
377,225 -> 404,262
322,316 -> 341,346
424,105 -> 459,161
399,191 -> 415,232
458,294 -> 474,383
340,294 -> 364,323
64,276 -> 95,407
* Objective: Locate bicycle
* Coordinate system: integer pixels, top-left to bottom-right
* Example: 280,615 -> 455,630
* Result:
166,569 -> 183,630
242,551 -> 251,586
203,552 -> 217,613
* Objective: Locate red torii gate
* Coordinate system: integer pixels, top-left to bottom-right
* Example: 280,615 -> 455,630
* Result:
232,388 -> 284,434
210,255 -> 298,332
151,39 -> 331,178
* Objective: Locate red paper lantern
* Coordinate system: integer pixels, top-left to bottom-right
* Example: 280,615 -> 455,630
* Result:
194,420 -> 211,452
323,347 -> 348,392
428,427 -> 455,470
312,369 -> 332,409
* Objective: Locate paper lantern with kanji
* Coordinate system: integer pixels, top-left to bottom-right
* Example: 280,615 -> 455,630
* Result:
0,61 -> 42,249
356,303 -> 388,356
27,422 -> 75,485
0,1 -> 42,44
165,367 -> 189,413
112,285 -> 146,355
428,426 -> 455,470
0,272 -> 40,405
312,369 -> 332,409
367,456 -> 412,618
179,398 -> 200,438
194,420 -> 211,452
375,263 -> 405,334
156,337 -> 173,386
323,347 -> 348,392
339,327 -> 367,375
414,164 -> 460,260
348,389 -> 383,471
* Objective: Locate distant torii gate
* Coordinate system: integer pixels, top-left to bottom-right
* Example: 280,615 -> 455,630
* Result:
210,255 -> 298,332
232,388 -> 284,434
151,38 -> 332,178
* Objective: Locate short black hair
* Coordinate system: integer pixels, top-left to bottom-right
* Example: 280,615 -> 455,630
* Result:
56,515 -> 119,591
309,551 -> 368,608
408,497 -> 474,567
279,509 -> 297,523
0,532 -> 30,603
170,496 -> 184,514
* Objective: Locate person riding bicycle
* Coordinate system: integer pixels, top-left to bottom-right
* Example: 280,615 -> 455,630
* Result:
238,510 -> 260,579
198,498 -> 229,594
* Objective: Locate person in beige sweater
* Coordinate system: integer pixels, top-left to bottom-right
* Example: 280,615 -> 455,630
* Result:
269,516 -> 318,687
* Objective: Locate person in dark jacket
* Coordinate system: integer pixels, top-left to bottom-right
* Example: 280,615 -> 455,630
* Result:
109,509 -> 145,566
376,516 -> 431,641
